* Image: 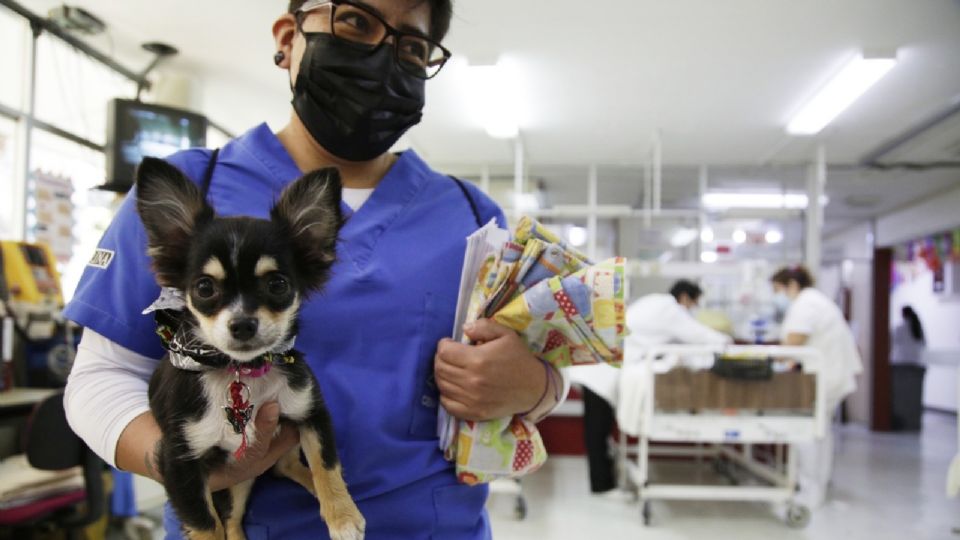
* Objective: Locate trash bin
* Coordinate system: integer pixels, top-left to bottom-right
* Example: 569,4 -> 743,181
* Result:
891,364 -> 926,431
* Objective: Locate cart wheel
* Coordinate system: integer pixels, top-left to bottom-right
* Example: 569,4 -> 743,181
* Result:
642,501 -> 652,526
785,504 -> 810,529
514,496 -> 527,520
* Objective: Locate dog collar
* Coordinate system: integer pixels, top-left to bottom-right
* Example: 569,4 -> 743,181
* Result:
145,288 -> 297,374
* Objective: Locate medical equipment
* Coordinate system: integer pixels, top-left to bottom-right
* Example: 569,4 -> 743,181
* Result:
0,241 -> 76,387
0,241 -> 63,341
617,344 -> 827,529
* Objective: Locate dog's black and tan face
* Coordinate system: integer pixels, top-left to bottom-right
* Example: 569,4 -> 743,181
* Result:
135,158 -> 343,361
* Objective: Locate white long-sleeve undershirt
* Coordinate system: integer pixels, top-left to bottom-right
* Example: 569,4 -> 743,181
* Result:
65,329 -> 570,468
64,329 -> 158,467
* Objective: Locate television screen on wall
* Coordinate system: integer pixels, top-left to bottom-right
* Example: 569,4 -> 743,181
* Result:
102,98 -> 207,193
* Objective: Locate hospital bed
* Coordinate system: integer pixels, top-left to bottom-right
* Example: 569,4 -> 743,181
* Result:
616,344 -> 827,529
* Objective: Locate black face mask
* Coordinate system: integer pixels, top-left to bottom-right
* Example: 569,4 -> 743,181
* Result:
292,33 -> 426,162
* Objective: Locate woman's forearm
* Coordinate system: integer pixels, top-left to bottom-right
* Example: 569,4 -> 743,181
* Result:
115,411 -> 164,481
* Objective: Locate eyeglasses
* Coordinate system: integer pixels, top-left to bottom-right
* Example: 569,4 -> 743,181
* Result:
296,0 -> 452,79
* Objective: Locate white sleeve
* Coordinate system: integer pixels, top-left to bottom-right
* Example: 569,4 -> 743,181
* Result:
782,296 -> 817,336
666,303 -> 733,345
64,329 -> 159,467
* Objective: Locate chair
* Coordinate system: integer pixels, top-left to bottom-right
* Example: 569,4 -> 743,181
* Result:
0,391 -> 105,539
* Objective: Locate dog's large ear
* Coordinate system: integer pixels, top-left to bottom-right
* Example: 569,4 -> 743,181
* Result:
271,167 -> 344,291
135,157 -> 213,287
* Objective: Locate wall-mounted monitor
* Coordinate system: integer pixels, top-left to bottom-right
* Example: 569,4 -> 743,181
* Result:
102,98 -> 207,192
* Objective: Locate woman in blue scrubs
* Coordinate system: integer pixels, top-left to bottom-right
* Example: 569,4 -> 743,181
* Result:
63,1 -> 561,538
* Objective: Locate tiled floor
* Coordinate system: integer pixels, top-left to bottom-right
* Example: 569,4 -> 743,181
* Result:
131,412 -> 958,539
487,412 -> 960,539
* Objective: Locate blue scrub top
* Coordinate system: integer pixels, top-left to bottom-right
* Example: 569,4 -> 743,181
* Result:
64,124 -> 506,539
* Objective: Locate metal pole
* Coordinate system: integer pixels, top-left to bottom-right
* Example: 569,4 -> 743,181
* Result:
16,20 -> 40,241
587,164 -> 598,259
653,133 -> 662,214
805,145 -> 826,277
480,164 -> 491,195
698,165 -> 708,261
643,158 -> 652,228
513,135 -> 524,221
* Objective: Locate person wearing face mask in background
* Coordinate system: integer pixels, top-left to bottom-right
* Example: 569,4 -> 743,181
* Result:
570,279 -> 731,495
61,1 -> 570,538
770,265 -> 863,510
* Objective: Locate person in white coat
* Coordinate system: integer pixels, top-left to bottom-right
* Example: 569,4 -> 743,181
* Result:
771,265 -> 863,509
570,280 -> 731,493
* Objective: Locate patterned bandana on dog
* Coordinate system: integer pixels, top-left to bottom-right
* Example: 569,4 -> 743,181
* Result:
142,287 -> 298,372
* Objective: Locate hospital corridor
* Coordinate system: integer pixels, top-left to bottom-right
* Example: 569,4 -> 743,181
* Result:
0,1 -> 958,539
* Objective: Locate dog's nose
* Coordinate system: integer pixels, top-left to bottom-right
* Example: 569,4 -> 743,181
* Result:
228,317 -> 259,341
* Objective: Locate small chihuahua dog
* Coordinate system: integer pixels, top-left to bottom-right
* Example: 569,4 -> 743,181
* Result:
135,157 -> 364,540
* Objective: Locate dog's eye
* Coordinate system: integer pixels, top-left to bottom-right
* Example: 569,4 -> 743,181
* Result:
194,277 -> 218,299
267,275 -> 290,296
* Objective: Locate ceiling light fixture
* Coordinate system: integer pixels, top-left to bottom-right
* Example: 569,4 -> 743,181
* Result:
513,192 -> 540,212
701,192 -> 829,210
700,251 -> 718,264
670,228 -> 698,248
700,227 -> 715,243
567,226 -> 587,247
765,230 -> 784,244
786,52 -> 897,135
732,229 -> 747,244
467,62 -> 521,139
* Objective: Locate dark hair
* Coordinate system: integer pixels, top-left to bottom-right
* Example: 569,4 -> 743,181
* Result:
669,280 -> 703,303
287,0 -> 454,42
901,306 -> 925,342
771,265 -> 815,289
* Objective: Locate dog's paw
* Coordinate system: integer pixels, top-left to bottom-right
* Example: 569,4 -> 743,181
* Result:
327,510 -> 365,540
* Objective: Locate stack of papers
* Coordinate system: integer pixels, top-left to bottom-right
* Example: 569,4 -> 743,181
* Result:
451,219 -> 510,342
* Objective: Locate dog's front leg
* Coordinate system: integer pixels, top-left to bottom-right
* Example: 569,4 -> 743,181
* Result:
216,478 -> 254,540
299,422 -> 365,540
158,445 -> 225,540
274,444 -> 316,496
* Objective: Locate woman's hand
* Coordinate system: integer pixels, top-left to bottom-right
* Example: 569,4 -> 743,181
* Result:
433,319 -> 547,421
208,402 -> 300,492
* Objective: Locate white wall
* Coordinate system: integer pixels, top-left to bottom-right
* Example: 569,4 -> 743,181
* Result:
890,265 -> 960,412
151,67 -> 289,138
876,183 -> 960,247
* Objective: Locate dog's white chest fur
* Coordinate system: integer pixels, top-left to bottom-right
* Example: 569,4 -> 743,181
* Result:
184,368 -> 312,459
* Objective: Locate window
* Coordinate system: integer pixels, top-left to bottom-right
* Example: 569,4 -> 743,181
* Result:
0,116 -> 18,238
0,9 -> 26,109
34,33 -> 137,146
29,129 -> 116,302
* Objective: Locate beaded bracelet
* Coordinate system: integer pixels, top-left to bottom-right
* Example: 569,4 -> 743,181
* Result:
520,357 -> 552,418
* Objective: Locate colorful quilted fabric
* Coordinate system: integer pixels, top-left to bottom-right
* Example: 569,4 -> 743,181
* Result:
439,217 -> 626,484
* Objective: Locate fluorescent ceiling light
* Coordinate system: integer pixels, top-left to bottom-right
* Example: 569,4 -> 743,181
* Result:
702,192 -> 828,210
513,192 -> 540,212
670,228 -> 698,248
700,227 -> 715,243
787,52 -> 897,135
700,251 -> 718,264
732,229 -> 747,244
467,63 -> 521,139
567,226 -> 587,247
765,230 -> 784,244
